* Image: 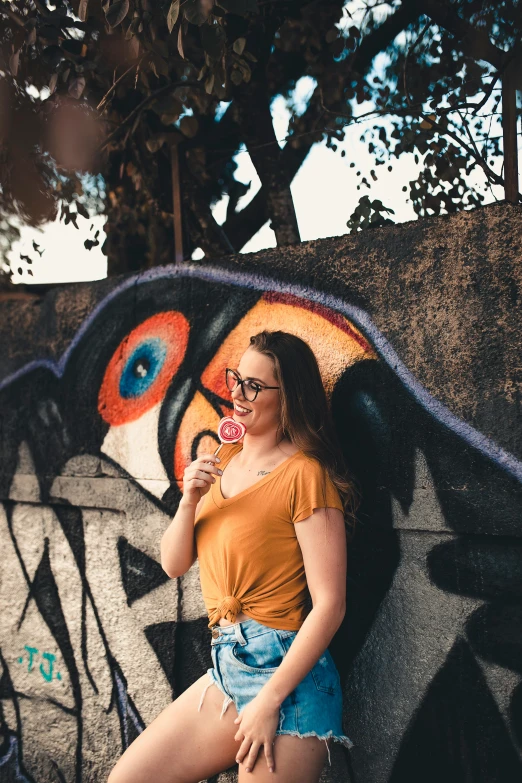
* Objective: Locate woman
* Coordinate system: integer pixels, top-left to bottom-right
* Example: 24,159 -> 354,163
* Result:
108,330 -> 359,783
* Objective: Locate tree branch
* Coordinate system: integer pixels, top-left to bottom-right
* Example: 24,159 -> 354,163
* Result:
418,0 -> 508,70
349,0 -> 420,75
182,162 -> 236,257
222,2 -> 422,250
97,60 -> 144,111
223,89 -> 325,250
0,6 -> 25,27
234,81 -> 301,246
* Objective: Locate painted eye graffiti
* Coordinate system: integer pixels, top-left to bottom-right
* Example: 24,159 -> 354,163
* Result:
98,312 -> 189,426
119,339 -> 167,399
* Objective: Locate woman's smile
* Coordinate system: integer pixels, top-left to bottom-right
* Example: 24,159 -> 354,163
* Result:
234,402 -> 252,416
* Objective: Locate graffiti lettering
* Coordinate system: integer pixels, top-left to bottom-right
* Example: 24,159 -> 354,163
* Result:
17,646 -> 61,682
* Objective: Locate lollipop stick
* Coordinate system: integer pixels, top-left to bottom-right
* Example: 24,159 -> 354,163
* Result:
214,443 -> 223,457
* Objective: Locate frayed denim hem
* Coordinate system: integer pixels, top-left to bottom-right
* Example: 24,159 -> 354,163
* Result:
199,673 -> 354,767
198,672 -> 236,719
275,729 -> 353,766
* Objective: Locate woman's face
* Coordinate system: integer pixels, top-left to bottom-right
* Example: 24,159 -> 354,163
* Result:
230,347 -> 281,435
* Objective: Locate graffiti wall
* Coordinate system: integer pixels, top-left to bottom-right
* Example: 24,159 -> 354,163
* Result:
0,204 -> 521,783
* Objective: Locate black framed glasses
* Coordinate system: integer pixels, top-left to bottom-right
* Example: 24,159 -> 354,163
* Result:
225,368 -> 280,402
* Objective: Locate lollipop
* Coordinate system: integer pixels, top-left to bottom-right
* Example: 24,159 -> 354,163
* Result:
214,416 -> 246,456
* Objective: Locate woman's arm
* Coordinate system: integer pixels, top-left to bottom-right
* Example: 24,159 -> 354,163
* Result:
160,453 -> 222,578
233,505 -> 347,772
160,496 -> 202,578
260,505 -> 346,701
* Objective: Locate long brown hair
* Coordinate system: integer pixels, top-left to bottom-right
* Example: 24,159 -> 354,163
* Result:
249,330 -> 361,534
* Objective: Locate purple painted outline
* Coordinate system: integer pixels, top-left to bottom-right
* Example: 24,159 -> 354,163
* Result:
0,735 -> 32,782
1,263 -> 521,483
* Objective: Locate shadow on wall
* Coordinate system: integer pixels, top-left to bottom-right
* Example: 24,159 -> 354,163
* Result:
0,266 -> 521,783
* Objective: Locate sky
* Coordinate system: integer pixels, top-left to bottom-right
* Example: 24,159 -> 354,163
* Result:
8,34 -> 511,284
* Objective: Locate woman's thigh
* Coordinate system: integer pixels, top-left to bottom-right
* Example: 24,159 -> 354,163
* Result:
238,735 -> 328,783
107,674 -> 239,783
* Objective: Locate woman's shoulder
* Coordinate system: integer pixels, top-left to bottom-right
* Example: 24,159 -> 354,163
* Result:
285,450 -> 344,521
286,451 -> 341,495
286,449 -> 328,477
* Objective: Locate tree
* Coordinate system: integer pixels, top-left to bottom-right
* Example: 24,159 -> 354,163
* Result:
0,0 -> 520,280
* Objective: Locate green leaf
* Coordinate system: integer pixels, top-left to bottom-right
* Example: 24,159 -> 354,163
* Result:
78,0 -> 89,22
201,22 -> 226,60
358,200 -> 371,218
214,80 -> 226,99
152,94 -> 182,116
180,115 -> 199,137
105,0 -> 129,28
26,27 -> 37,46
149,54 -> 169,78
68,75 -> 86,99
183,0 -> 212,25
128,16 -> 141,35
205,72 -> 215,94
233,37 -> 246,55
146,134 -> 166,153
167,0 -> 180,33
161,112 -> 180,125
9,50 -> 20,77
177,26 -> 185,59
138,68 -> 150,89
236,58 -> 251,82
146,131 -> 182,152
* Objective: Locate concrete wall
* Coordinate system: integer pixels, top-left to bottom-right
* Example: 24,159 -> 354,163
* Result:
0,202 -> 521,783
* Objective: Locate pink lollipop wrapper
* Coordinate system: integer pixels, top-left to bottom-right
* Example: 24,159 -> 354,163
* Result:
214,416 -> 246,455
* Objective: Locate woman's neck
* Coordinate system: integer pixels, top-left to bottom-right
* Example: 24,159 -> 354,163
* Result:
238,431 -> 297,466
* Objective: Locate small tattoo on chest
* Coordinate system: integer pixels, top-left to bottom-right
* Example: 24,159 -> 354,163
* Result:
257,470 -> 271,476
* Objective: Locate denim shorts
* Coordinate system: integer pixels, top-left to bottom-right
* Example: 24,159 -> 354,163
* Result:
197,617 -> 353,763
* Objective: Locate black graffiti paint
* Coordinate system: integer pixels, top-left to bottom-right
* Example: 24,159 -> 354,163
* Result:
0,268 -> 520,783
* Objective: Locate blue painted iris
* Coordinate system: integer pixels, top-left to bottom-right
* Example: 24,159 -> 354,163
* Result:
119,339 -> 167,399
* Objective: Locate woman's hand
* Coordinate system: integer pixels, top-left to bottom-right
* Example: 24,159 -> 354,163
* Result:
233,692 -> 280,773
181,453 -> 222,507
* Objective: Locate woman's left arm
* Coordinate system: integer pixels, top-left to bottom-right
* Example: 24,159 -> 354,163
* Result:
233,506 -> 347,773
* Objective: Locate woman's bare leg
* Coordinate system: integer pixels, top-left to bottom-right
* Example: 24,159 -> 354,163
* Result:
107,674 -> 239,783
238,735 -> 329,783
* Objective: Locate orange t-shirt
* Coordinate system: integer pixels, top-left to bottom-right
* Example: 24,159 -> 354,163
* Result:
194,443 -> 344,630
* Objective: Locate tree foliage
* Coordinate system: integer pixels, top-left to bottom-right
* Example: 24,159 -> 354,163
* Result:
0,0 -> 520,281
